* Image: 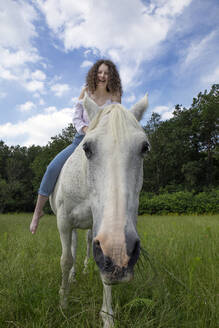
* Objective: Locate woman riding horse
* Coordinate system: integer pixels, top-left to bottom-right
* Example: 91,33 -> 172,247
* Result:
30,59 -> 123,234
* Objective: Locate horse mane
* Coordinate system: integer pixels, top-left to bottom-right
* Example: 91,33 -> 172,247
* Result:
87,104 -> 143,141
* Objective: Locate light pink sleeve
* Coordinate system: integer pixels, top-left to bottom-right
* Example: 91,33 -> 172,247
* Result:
72,100 -> 89,135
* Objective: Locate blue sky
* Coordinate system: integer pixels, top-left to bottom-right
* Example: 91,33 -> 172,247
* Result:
0,0 -> 219,146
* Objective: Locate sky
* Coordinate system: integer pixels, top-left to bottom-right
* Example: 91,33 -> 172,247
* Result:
0,0 -> 219,147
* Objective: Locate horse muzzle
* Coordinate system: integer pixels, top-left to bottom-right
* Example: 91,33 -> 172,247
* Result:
93,239 -> 140,284
100,267 -> 134,285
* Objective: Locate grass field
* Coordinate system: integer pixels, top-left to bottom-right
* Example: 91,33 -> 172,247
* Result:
0,213 -> 218,328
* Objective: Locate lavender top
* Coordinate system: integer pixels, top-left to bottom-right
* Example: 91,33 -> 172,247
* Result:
73,98 -> 117,134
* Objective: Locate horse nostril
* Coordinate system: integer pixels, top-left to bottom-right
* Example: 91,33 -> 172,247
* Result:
93,239 -> 105,269
132,240 -> 140,257
128,239 -> 140,268
93,239 -> 102,253
95,240 -> 100,247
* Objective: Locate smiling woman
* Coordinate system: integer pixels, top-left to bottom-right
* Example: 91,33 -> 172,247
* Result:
86,60 -> 122,102
30,59 -> 123,234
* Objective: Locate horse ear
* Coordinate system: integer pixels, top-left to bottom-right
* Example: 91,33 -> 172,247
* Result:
130,93 -> 149,121
83,92 -> 100,121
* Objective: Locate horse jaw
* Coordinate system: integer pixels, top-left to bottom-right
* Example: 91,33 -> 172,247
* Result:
130,93 -> 148,121
83,92 -> 100,121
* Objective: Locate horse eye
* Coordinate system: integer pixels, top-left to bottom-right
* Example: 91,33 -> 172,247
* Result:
141,141 -> 149,155
83,142 -> 93,159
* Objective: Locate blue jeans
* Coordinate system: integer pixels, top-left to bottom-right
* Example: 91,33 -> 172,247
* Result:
39,133 -> 85,196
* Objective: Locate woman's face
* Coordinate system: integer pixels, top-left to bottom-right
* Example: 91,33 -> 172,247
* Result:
97,63 -> 109,90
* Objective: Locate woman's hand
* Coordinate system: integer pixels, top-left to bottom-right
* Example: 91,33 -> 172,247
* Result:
82,126 -> 88,134
79,86 -> 88,100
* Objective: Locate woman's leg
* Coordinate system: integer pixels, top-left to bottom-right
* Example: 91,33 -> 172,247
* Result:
30,194 -> 48,234
30,133 -> 84,234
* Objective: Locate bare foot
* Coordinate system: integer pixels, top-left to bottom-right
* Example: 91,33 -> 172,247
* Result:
30,211 -> 44,234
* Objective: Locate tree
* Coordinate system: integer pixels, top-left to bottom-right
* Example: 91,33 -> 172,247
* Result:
190,84 -> 219,185
0,141 -> 10,179
142,85 -> 219,192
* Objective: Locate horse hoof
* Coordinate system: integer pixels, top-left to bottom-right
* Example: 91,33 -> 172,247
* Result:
60,298 -> 68,309
103,320 -> 114,328
83,267 -> 88,274
100,311 -> 114,328
59,288 -> 69,309
69,275 -> 76,283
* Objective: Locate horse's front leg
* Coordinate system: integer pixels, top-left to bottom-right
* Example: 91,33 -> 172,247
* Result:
100,281 -> 114,328
69,229 -> 77,282
83,229 -> 92,273
58,221 -> 73,309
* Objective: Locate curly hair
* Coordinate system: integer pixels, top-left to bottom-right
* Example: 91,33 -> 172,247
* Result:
86,59 -> 123,97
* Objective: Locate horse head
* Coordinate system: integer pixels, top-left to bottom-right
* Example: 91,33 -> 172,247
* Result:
82,93 -> 149,285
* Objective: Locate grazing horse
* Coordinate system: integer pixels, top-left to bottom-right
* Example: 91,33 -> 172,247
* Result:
50,93 -> 149,327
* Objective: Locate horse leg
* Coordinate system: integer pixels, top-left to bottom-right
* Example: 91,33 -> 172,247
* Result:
100,282 -> 114,328
58,221 -> 73,309
83,229 -> 92,273
69,229 -> 77,282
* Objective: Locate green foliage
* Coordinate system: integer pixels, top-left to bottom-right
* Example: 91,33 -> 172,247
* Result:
143,84 -> 219,193
0,141 -> 10,180
0,124 -> 76,213
139,190 -> 219,215
0,179 -> 9,213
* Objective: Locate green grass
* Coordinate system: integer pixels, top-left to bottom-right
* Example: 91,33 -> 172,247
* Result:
0,213 -> 218,327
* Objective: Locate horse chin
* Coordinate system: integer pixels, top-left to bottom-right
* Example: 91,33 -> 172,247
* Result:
101,271 -> 134,286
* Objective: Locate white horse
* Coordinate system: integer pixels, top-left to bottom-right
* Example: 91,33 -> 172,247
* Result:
50,93 -> 149,327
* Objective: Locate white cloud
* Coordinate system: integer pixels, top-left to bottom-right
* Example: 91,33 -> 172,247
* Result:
183,31 -> 217,67
126,94 -> 136,103
71,96 -> 79,103
0,1 -> 46,94
154,0 -> 192,17
0,0 -> 37,49
25,80 -> 45,93
80,60 -> 93,68
84,49 -> 92,57
39,98 -> 45,106
154,105 -> 170,113
0,47 -> 40,69
13,68 -> 47,94
154,105 -> 174,120
202,66 -> 219,85
36,0 -> 192,90
0,1 -> 40,73
32,70 -> 46,81
119,63 -> 142,90
0,92 -> 7,99
17,101 -> 36,112
51,83 -> 70,97
0,107 -> 73,146
162,111 -> 174,120
176,28 -> 219,92
44,106 -> 57,113
0,66 -> 18,80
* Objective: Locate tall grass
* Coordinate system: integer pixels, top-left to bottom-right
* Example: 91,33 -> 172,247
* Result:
0,213 -> 218,327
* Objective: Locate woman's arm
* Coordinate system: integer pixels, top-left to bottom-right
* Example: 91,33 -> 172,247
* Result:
73,89 -> 89,134
78,86 -> 88,100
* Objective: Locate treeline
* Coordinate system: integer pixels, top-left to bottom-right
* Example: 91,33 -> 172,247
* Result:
0,85 -> 218,214
0,125 -> 76,213
143,84 -> 219,193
